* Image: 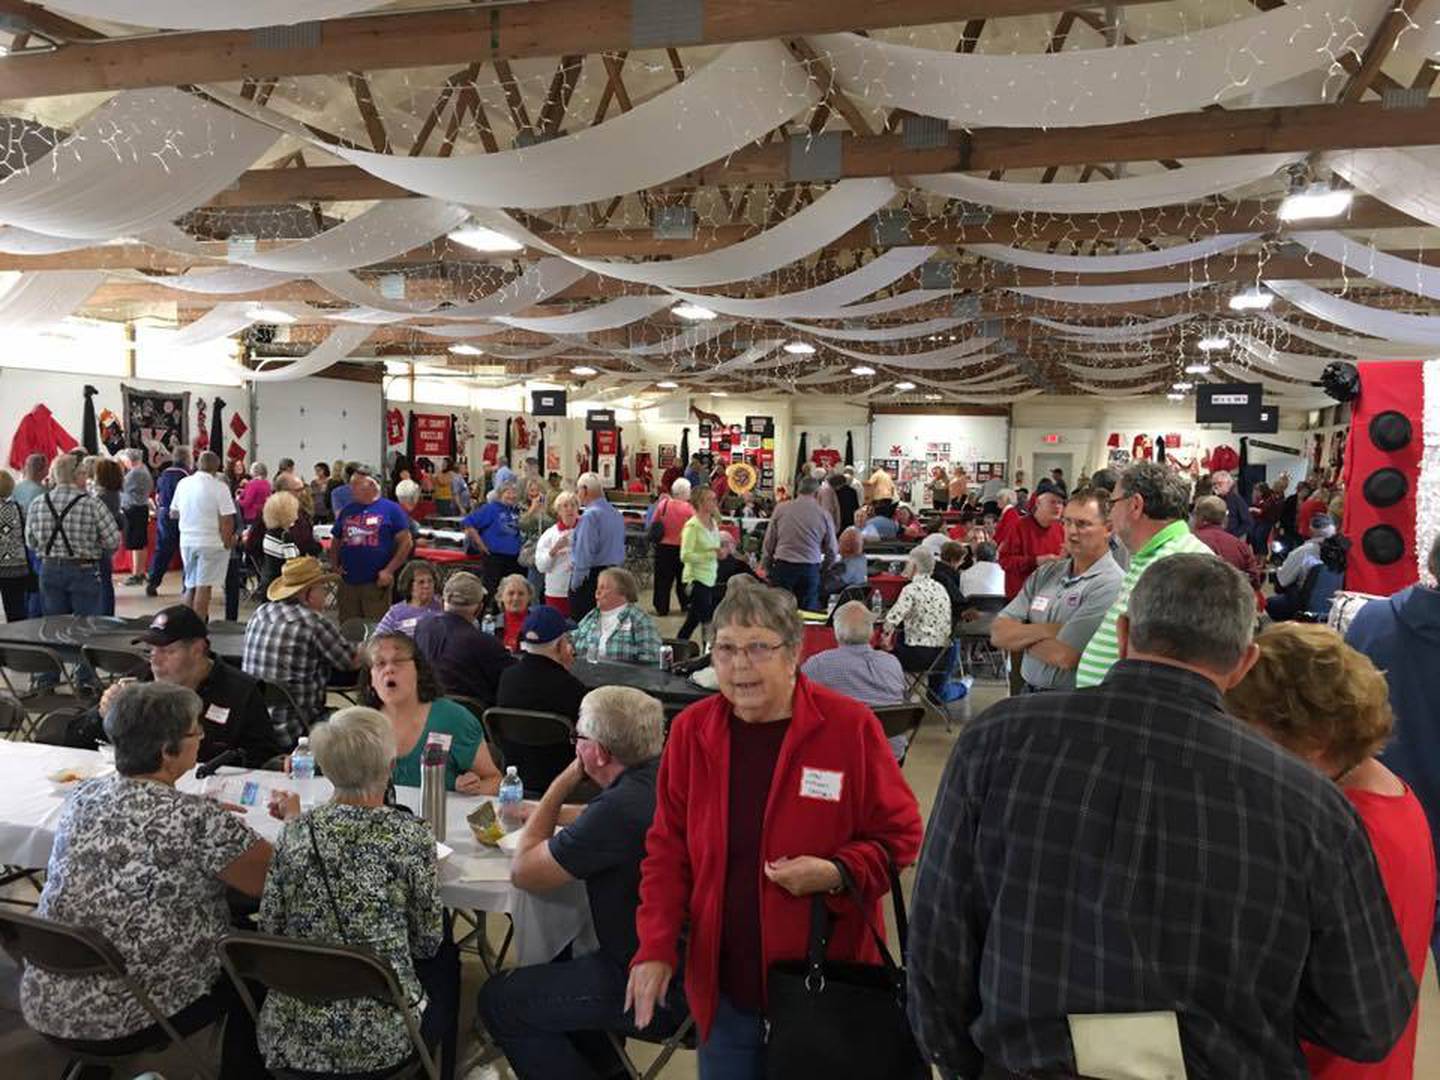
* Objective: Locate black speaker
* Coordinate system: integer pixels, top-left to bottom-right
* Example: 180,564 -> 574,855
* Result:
530,389 -> 567,416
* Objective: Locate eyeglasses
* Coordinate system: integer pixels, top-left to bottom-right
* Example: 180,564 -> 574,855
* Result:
711,641 -> 789,665
569,732 -> 593,747
1061,516 -> 1103,530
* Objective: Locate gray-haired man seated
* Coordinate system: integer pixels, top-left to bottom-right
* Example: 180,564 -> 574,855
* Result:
477,686 -> 688,1078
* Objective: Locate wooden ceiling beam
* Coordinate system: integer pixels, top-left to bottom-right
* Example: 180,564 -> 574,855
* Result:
202,97 -> 1440,209
0,1 -> 1171,99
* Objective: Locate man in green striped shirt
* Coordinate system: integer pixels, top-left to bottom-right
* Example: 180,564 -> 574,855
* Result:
1076,462 -> 1215,687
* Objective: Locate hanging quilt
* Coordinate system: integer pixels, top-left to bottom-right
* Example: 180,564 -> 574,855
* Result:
123,384 -> 190,470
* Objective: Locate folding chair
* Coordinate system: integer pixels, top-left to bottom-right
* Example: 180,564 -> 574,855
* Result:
216,929 -> 439,1080
606,1015 -> 698,1080
32,706 -> 90,747
901,645 -> 953,735
957,595 -> 1009,681
340,617 -> 371,645
79,645 -> 150,688
260,679 -> 314,738
0,907 -> 219,1080
0,644 -> 83,739
872,703 -> 926,766
662,638 -> 700,664
482,707 -> 575,794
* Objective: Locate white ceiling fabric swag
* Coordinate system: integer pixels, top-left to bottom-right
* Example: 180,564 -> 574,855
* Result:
1265,280 -> 1440,347
1031,313 -> 1196,341
968,233 -> 1258,274
45,0 -> 386,29
1260,313 -> 1440,359
1288,231 -> 1440,303
233,324 -> 375,382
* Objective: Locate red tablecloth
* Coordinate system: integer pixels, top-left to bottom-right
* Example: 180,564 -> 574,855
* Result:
113,519 -> 180,575
319,537 -> 481,567
867,573 -> 907,605
800,625 -> 837,662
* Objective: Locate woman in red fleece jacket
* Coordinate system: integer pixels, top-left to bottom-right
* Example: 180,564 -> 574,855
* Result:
626,579 -> 923,1077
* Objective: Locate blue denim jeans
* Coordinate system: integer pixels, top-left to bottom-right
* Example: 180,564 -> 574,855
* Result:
768,559 -> 820,613
39,560 -> 103,616
477,951 -> 686,1080
98,551 -> 115,615
697,995 -> 766,1080
147,517 -> 180,590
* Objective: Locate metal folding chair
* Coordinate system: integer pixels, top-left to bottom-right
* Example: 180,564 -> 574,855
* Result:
79,644 -> 150,688
0,908 -> 219,1080
482,707 -> 574,794
606,1015 -> 698,1080
872,703 -> 926,766
0,644 -> 84,739
216,929 -> 438,1080
260,678 -> 313,738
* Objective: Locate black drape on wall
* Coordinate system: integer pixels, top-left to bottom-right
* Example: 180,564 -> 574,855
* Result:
211,397 -> 226,462
82,385 -> 99,454
590,429 -> 600,478
679,427 -> 690,465
794,432 -> 809,482
449,414 -> 459,461
537,421 -> 546,479
844,430 -> 854,467
503,416 -> 513,467
615,427 -> 624,484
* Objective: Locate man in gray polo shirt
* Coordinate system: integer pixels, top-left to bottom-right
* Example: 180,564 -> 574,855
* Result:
990,488 -> 1123,693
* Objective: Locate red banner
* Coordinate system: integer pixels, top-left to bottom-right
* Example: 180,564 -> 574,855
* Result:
595,429 -> 618,455
412,413 -> 452,457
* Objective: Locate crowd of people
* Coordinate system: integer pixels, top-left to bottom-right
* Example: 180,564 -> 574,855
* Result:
7,440 -> 1440,1080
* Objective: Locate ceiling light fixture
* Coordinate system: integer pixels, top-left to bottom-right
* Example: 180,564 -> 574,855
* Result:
850,365 -> 876,376
894,381 -> 917,391
1197,335 -> 1230,351
1228,288 -> 1273,311
711,390 -> 729,397
783,341 -> 816,355
447,343 -> 485,356
671,302 -> 717,321
1278,184 -> 1353,223
1172,381 -> 1195,391
1166,392 -> 1186,401
656,380 -> 679,389
923,393 -> 943,401
1184,362 -> 1212,375
447,224 -> 524,253
570,365 -> 599,377
247,306 -> 296,324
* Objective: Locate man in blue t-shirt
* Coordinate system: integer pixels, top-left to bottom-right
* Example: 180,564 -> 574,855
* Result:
478,686 -> 687,1078
330,474 -> 413,621
462,479 -> 523,602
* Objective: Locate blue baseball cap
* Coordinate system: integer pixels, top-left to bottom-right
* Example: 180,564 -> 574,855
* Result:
521,605 -> 577,645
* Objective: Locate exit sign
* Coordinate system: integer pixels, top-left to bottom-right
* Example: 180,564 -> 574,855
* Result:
1041,433 -> 1063,445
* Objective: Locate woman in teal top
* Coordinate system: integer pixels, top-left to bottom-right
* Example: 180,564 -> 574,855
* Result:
360,631 -> 502,793
678,487 -> 722,641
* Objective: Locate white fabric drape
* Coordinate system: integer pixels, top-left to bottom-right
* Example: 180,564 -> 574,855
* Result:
169,303 -> 262,348
688,341 -> 788,377
0,89 -> 274,240
313,272 -> 439,315
238,325 -> 374,382
1031,313 -> 1195,341
819,288 -> 956,319
324,308 -> 421,325
667,247 -> 935,320
469,341 -> 593,361
411,323 -> 511,340
602,320 -> 737,356
286,42 -> 816,209
1214,361 -> 1322,395
1062,362 -> 1169,381
1289,231 -> 1440,302
0,228 -> 101,254
1011,282 -> 1200,305
1071,381 -> 1169,397
1265,280 -> 1440,348
779,316 -> 968,343
236,199 -> 468,273
811,0 -> 1379,127
46,0 -> 385,28
822,337 -> 998,369
140,266 -> 301,295
473,181 -> 898,287
1327,147 -> 1440,231
494,295 -> 673,334
915,155 -> 1297,213
969,234 -> 1258,274
1231,335 -> 1346,380
435,259 -> 589,319
0,272 -> 106,329
1260,314 -> 1438,359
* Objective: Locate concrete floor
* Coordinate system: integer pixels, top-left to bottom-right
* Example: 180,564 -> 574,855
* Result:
2,569 -> 1437,1078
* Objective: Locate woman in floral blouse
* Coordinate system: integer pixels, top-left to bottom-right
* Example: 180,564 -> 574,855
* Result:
262,705 -> 459,1075
882,546 -> 954,677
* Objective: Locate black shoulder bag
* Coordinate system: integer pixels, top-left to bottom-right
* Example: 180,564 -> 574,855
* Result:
764,862 -> 928,1079
645,497 -> 668,546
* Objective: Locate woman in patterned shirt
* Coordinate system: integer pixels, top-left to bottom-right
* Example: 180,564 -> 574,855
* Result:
882,546 -> 954,678
261,706 -> 459,1075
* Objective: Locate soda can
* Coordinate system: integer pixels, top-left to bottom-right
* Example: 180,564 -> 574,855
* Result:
660,644 -> 674,671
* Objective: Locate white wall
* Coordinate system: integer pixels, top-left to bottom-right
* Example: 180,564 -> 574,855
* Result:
0,367 -> 249,471
869,413 -> 1010,469
252,377 -> 384,474
794,399 -> 869,473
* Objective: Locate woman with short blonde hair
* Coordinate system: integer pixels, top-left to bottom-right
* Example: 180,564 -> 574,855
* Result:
534,491 -> 580,615
1226,623 -> 1434,1079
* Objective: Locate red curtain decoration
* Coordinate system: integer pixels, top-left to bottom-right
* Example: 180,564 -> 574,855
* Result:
1343,361 -> 1423,596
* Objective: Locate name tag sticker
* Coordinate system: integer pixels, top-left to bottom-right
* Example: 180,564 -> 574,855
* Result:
1031,596 -> 1052,614
205,704 -> 230,725
799,767 -> 844,802
1067,1011 -> 1186,1080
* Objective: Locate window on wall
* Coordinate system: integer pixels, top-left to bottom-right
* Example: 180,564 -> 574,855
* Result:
133,326 -> 244,386
0,321 -> 128,376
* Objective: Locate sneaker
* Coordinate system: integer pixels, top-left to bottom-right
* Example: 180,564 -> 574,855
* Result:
123,574 -> 146,586
144,584 -> 159,597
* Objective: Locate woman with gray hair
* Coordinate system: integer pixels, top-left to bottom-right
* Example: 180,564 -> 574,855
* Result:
569,566 -> 664,664
649,475 -> 695,617
627,584 -> 923,1076
497,571 -> 535,652
882,546 -> 953,676
21,682 -> 272,1076
260,706 -> 457,1076
463,476 -> 524,604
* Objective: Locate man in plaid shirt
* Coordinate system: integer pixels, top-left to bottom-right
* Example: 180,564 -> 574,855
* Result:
24,453 -> 120,615
909,555 -> 1416,1080
242,556 -> 357,745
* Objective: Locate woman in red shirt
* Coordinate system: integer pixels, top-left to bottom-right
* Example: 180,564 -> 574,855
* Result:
626,579 -> 923,1076
1227,623 -> 1435,1080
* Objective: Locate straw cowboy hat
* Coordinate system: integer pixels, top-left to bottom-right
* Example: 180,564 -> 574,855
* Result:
267,555 -> 339,602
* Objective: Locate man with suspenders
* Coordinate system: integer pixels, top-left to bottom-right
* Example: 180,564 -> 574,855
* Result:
23,453 -> 120,616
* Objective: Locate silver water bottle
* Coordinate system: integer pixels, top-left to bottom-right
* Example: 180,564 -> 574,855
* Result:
419,732 -> 448,842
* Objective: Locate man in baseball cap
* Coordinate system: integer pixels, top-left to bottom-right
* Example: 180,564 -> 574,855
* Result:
493,605 -> 586,792
65,605 -> 284,767
414,570 -> 513,707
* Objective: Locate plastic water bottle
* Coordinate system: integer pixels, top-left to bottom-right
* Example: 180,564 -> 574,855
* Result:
290,737 -> 315,782
481,612 -> 497,636
420,733 -> 448,841
498,766 -> 524,832
869,589 -> 883,617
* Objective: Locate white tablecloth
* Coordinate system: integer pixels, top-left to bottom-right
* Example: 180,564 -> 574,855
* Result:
0,745 -> 590,967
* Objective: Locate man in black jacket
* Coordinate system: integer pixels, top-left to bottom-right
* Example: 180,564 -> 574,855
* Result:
495,606 -> 587,792
413,571 -> 514,706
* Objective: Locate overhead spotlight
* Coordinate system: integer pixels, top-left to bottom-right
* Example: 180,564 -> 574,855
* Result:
783,341 -> 816,355
672,302 -> 717,321
247,305 -> 296,324
1166,392 -> 1186,401
1184,362 -> 1212,375
894,381 -> 917,391
448,343 -> 485,356
923,393 -> 943,401
1278,184 -> 1353,223
711,390 -> 729,397
447,224 -> 524,252
1172,381 -> 1195,391
1197,335 -> 1230,352
656,380 -> 679,389
570,365 -> 599,376
1228,288 -> 1273,311
850,365 -> 876,376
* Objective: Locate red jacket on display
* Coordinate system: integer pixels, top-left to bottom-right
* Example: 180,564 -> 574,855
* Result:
998,513 -> 1065,599
8,404 -> 78,469
633,676 -> 923,1038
